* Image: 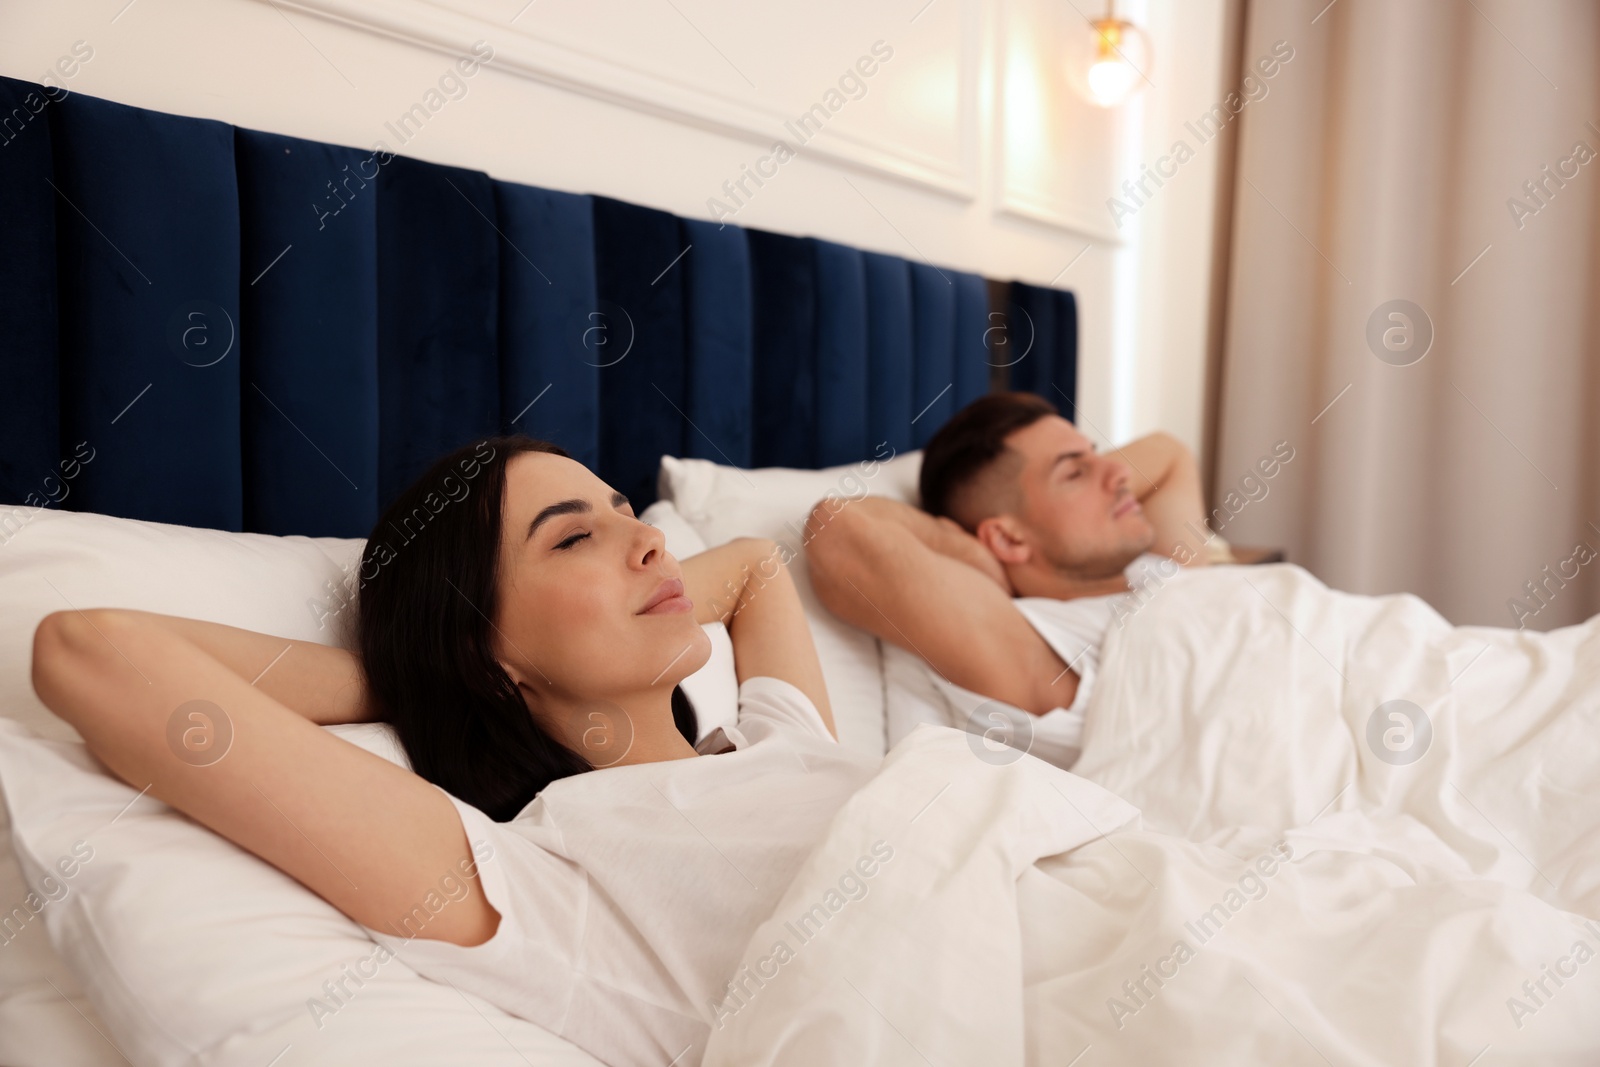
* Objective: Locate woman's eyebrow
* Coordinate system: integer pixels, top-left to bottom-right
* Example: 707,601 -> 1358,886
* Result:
525,491 -> 630,541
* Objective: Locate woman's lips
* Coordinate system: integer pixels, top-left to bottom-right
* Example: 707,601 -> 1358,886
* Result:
641,594 -> 693,616
639,577 -> 692,614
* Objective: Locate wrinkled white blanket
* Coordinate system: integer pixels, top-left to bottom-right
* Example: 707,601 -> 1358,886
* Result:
1075,563 -> 1600,919
704,565 -> 1600,1065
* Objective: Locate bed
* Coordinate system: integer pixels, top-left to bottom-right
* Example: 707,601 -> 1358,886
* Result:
4,75 -> 1599,1067
0,71 -> 1068,1065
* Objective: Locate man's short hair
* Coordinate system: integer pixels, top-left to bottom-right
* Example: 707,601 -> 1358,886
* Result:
918,392 -> 1058,527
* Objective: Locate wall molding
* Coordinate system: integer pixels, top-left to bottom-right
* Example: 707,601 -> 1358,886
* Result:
989,0 -> 1127,245
268,0 -> 981,201
995,187 -> 1125,245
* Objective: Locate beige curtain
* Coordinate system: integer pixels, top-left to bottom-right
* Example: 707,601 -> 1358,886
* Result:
1211,0 -> 1600,629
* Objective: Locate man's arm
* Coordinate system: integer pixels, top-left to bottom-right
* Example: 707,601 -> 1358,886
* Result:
1108,432 -> 1212,565
804,497 -> 1075,717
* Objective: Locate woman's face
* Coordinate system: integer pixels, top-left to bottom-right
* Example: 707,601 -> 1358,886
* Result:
491,452 -> 712,717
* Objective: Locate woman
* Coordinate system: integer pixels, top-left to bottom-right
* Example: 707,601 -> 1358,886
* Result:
31,435 -> 882,1067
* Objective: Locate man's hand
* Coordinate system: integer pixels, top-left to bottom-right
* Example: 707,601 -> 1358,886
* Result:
932,515 -> 1014,594
804,496 -> 1078,717
809,495 -> 1014,594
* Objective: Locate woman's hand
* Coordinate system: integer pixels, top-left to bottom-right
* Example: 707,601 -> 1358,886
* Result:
79,610 -> 376,725
678,543 -> 764,627
679,538 -> 781,627
676,539 -> 837,739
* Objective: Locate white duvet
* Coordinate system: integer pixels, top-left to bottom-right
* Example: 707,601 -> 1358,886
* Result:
704,564 -> 1600,1065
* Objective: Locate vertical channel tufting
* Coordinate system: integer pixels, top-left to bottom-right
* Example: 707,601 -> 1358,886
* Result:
235,129 -> 379,537
679,218 -> 753,470
909,262 -> 955,448
863,252 -> 913,456
51,89 -> 243,529
951,271 -> 990,414
0,76 -> 60,509
4,77 -> 1070,532
1007,281 -> 1059,406
1005,280 -> 1077,414
375,157 -> 501,514
495,184 -> 601,471
810,239 -> 868,467
1052,287 -> 1079,418
747,229 -> 817,468
592,196 -> 689,508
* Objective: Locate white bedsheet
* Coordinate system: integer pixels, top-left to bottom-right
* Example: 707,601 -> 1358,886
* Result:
1074,562 -> 1600,919
704,564 -> 1600,1064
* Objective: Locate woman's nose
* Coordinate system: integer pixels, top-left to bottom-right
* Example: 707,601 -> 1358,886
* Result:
634,520 -> 666,568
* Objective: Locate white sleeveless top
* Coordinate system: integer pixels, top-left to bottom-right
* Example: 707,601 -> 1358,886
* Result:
910,553 -> 1179,768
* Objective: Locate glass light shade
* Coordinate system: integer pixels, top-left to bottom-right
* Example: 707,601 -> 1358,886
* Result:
1067,17 -> 1152,108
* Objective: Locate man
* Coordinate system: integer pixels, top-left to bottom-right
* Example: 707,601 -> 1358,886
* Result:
804,392 -> 1215,766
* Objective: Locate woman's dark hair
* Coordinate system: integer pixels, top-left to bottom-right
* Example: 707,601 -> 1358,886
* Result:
356,434 -> 696,822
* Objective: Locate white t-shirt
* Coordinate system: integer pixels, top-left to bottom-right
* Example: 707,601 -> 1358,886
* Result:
363,676 -> 878,1067
926,552 -> 1179,768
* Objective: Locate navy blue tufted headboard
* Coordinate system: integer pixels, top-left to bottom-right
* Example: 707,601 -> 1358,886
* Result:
0,75 -> 1078,538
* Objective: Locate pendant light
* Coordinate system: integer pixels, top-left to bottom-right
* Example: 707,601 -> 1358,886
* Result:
1069,0 -> 1152,108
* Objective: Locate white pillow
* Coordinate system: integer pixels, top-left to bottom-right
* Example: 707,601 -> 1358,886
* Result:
0,808 -> 120,1067
2,505 -> 743,1067
0,507 -> 372,1067
882,640 -> 958,747
658,449 -> 924,758
0,509 -> 366,744
0,502 -> 732,746
0,718 -> 604,1067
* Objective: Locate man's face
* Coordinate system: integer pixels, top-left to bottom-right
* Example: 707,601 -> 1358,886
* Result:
1003,416 -> 1157,579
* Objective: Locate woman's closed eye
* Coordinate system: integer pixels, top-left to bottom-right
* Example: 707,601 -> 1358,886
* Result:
555,531 -> 591,550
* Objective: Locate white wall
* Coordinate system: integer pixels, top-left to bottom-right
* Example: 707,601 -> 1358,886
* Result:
1,0 -> 1229,460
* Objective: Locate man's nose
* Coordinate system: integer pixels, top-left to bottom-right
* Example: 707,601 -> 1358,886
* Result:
1104,456 -> 1131,491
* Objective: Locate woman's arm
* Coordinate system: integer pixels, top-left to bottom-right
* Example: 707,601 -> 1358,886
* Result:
678,539 -> 836,739
31,609 -> 497,947
97,611 -> 374,725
